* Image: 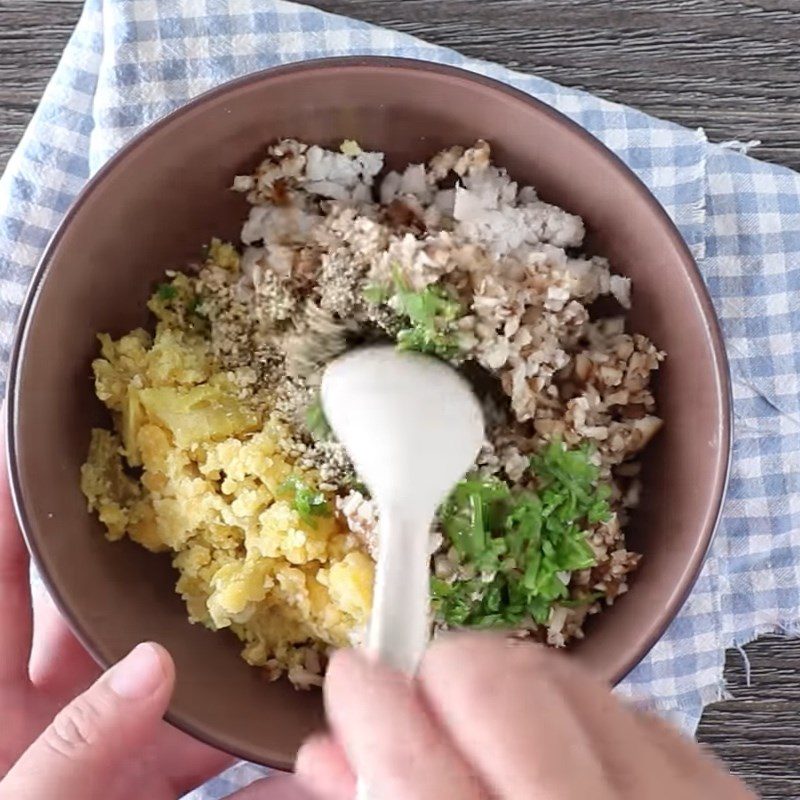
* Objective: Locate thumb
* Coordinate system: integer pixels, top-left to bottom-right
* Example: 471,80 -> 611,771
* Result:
1,642 -> 174,800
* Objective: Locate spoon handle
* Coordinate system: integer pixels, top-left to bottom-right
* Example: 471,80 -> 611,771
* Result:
367,507 -> 432,673
356,508 -> 432,800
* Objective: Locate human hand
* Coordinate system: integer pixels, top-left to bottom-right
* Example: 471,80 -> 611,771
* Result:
0,436 -> 312,800
297,634 -> 758,800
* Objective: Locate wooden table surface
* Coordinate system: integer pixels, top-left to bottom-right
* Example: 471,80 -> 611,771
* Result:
1,1 -> 799,797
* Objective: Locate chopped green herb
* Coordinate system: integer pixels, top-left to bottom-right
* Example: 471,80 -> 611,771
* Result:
389,267 -> 463,359
156,283 -> 178,301
432,441 -> 612,629
441,477 -> 510,568
277,475 -> 330,524
362,284 -> 391,305
305,396 -> 332,440
431,578 -> 481,626
531,439 -> 611,568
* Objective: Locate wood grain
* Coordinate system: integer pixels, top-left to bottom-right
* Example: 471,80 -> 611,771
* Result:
0,1 -> 81,170
2,1 -> 800,797
310,0 -> 800,170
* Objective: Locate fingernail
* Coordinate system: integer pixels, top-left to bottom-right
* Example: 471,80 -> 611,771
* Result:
108,642 -> 169,699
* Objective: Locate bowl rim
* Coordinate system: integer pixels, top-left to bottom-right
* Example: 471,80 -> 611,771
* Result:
6,55 -> 732,767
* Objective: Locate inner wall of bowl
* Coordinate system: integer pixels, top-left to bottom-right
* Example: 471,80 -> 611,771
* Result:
13,62 -> 726,767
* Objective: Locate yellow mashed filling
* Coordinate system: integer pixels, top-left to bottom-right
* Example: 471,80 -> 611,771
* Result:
80,283 -> 374,686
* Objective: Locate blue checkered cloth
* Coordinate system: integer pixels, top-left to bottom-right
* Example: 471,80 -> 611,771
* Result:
1,1 -> 798,797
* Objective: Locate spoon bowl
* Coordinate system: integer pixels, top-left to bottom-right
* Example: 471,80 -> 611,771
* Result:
322,346 -> 485,510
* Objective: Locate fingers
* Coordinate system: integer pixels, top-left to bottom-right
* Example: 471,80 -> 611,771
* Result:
487,636 -> 666,797
419,633 -> 756,800
29,589 -> 99,697
633,710 -> 758,799
315,636 -> 755,800
468,634 -> 754,799
418,633 -> 610,800
518,647 -> 684,796
296,735 -> 355,800
324,649 -> 488,800
0,424 -> 32,687
0,642 -> 173,800
28,594 -> 232,796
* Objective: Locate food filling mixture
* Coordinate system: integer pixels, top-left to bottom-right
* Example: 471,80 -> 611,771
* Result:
81,139 -> 664,688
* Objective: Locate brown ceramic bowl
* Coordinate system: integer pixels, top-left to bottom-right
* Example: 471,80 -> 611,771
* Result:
7,58 -> 730,769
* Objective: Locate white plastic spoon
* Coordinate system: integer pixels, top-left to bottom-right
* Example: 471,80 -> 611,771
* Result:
322,345 -> 484,674
322,346 -> 483,800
